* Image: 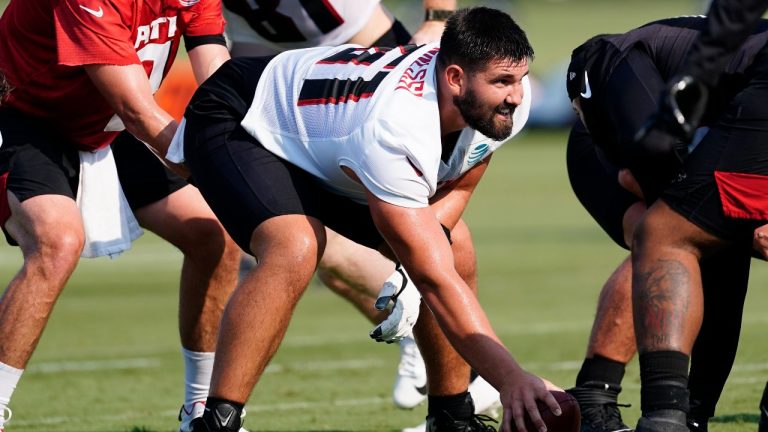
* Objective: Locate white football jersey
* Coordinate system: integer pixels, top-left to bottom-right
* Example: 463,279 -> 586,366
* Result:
223,0 -> 380,50
241,42 -> 531,208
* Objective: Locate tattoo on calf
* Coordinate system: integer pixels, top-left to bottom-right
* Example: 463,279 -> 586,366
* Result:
634,258 -> 690,350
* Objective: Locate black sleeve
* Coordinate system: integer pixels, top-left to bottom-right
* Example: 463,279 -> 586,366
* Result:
184,34 -> 227,51
686,0 -> 768,86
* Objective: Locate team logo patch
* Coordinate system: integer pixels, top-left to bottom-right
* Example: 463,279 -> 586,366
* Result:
467,143 -> 489,165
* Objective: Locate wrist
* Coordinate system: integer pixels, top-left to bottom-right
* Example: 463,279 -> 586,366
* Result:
424,9 -> 454,22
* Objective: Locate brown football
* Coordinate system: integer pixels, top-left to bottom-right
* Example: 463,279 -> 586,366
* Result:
509,390 -> 581,432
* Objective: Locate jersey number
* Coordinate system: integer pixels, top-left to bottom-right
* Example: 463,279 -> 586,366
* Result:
223,0 -> 344,43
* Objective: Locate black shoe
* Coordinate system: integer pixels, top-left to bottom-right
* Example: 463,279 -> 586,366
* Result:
567,383 -> 632,432
685,416 -> 707,432
636,411 -> 688,432
425,412 -> 498,431
189,402 -> 243,432
759,381 -> 768,432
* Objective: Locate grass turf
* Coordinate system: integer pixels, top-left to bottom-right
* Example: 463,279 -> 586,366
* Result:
0,130 -> 765,431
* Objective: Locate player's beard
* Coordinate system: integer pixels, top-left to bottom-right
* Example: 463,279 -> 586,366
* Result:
453,88 -> 515,141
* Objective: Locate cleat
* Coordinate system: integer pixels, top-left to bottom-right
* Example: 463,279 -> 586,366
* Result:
685,417 -> 707,432
567,382 -> 632,432
425,412 -> 497,432
179,401 -> 249,432
393,335 -> 428,409
0,406 -> 11,432
636,411 -> 688,432
759,381 -> 767,432
403,375 -> 501,432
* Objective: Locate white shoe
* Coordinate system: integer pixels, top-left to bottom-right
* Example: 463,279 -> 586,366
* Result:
0,406 -> 11,432
178,401 -> 250,432
392,336 -> 427,409
400,374 -> 501,432
468,374 -> 501,418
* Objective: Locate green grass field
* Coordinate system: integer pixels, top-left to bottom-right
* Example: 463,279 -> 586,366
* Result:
0,130 -> 765,432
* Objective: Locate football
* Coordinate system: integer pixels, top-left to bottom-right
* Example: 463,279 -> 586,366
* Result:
509,390 -> 581,432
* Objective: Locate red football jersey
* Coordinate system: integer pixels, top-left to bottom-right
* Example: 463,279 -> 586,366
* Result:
0,0 -> 225,151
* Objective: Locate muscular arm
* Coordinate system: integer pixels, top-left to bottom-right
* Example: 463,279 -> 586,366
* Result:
188,43 -> 230,84
368,190 -> 519,387
86,41 -> 229,164
85,63 -> 177,157
429,155 -> 491,230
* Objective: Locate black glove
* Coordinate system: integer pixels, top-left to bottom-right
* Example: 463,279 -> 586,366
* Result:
631,75 -> 709,203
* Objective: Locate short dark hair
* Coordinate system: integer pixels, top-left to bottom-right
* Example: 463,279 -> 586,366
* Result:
438,7 -> 534,72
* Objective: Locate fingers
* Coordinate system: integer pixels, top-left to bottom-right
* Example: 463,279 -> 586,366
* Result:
754,229 -> 768,259
374,294 -> 392,311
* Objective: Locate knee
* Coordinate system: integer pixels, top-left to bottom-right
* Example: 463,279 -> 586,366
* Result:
28,226 -> 84,279
250,218 -> 325,283
179,218 -> 241,265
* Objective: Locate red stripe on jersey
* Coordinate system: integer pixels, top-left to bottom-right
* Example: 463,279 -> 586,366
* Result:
0,172 -> 10,227
297,92 -> 375,106
715,171 -> 768,220
320,0 -> 344,25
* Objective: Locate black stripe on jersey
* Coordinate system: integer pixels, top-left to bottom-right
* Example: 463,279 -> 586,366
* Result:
385,45 -> 421,68
297,72 -> 389,106
299,0 -> 344,33
317,47 -> 390,66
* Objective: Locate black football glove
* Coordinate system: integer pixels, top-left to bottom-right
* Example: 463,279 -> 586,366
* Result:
631,75 -> 709,203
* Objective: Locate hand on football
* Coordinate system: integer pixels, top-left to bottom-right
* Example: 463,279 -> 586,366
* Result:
369,264 -> 421,343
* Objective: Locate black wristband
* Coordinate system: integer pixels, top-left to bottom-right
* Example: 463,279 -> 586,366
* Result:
424,9 -> 454,21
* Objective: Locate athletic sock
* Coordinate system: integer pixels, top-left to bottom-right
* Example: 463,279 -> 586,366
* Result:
182,348 -> 215,406
0,362 -> 23,409
576,355 -> 626,389
639,351 -> 690,418
428,391 -> 474,420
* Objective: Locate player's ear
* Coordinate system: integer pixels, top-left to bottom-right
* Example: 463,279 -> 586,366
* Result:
443,64 -> 464,96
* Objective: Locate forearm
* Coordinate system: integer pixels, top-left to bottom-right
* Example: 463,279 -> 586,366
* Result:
417,271 -> 523,388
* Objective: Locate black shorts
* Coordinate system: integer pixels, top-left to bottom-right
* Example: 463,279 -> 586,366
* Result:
0,108 -> 186,241
182,58 -> 383,254
661,48 -> 768,246
566,121 -> 638,249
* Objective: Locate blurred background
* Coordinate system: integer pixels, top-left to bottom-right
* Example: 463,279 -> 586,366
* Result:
1,1 -> 766,431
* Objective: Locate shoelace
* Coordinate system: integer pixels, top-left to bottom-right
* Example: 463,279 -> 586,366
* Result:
467,414 -> 498,432
581,402 -> 631,431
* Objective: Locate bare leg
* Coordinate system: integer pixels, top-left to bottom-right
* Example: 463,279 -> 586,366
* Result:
0,193 -> 84,368
413,219 -> 475,398
208,214 -> 326,402
632,201 -> 725,431
316,229 -> 393,324
133,185 -> 240,353
586,256 -> 636,362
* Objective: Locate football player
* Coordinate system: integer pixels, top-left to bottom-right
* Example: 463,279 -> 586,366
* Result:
170,7 -> 564,432
0,1 -> 240,431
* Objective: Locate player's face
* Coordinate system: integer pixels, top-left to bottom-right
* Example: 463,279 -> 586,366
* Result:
453,58 -> 528,140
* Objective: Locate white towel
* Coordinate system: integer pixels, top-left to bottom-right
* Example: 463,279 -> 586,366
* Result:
166,117 -> 186,164
77,146 -> 143,258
